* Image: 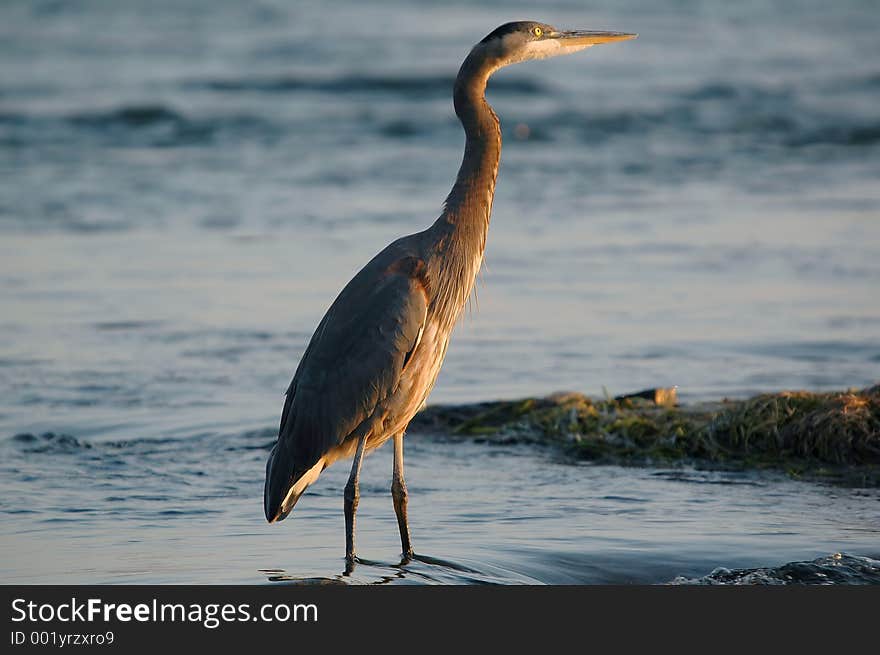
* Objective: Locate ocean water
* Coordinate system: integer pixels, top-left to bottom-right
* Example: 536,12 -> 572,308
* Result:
0,0 -> 878,584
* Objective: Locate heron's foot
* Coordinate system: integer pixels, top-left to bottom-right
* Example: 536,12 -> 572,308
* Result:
345,541 -> 358,566
344,487 -> 360,566
342,433 -> 367,577
397,529 -> 413,560
343,553 -> 359,576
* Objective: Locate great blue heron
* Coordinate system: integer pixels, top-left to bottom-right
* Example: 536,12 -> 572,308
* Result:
264,21 -> 636,564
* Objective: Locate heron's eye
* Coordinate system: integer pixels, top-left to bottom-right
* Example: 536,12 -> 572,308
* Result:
533,27 -> 543,38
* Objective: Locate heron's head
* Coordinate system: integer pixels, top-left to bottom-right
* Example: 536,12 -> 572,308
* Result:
473,21 -> 636,70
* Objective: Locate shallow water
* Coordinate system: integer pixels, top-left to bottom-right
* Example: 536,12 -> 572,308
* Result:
2,430 -> 878,584
1,1 -> 879,584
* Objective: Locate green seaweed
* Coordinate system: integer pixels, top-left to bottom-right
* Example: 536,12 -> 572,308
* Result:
411,385 -> 880,486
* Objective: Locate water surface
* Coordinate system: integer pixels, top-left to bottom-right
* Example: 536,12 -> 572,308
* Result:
2,431 -> 878,584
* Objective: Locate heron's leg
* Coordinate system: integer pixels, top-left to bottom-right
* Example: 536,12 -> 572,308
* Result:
391,433 -> 414,560
344,433 -> 368,563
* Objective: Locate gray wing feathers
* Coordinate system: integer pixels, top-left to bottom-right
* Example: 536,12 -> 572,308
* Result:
264,256 -> 427,521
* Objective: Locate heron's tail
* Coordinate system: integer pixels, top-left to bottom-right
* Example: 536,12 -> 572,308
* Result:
264,443 -> 325,523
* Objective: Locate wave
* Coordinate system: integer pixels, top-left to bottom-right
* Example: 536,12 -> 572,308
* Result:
509,103 -> 880,155
69,104 -> 185,127
787,123 -> 880,148
671,553 -> 880,585
11,432 -> 92,453
0,104 -> 277,148
3,84 -> 878,156
676,80 -> 880,150
184,73 -> 545,96
7,428 -> 275,456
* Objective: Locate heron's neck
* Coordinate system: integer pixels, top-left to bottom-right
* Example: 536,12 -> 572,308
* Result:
446,56 -> 502,226
428,50 -> 502,325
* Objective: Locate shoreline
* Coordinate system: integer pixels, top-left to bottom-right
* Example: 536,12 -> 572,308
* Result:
411,385 -> 880,487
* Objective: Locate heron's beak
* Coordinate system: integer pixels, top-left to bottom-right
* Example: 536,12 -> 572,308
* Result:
553,30 -> 637,46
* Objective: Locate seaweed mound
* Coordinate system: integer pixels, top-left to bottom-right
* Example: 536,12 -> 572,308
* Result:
411,385 -> 880,486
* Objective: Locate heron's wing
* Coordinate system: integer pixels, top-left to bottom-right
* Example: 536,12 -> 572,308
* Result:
264,254 -> 428,519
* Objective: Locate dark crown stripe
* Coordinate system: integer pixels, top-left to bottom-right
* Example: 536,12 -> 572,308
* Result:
479,21 -> 538,44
